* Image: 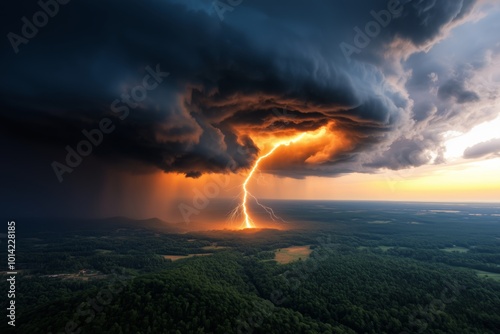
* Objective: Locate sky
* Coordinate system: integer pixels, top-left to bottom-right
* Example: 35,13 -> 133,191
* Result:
1,0 -> 499,224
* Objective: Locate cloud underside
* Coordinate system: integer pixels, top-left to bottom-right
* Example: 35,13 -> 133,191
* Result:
2,0 -> 496,179
464,138 -> 500,159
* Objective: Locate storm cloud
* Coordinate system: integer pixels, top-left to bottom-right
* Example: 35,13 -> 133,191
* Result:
0,0 -> 493,184
464,138 -> 500,159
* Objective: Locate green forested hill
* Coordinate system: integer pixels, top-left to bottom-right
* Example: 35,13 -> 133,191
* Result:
12,249 -> 500,334
3,208 -> 500,334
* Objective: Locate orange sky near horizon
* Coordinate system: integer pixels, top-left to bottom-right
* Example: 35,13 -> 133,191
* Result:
95,153 -> 499,226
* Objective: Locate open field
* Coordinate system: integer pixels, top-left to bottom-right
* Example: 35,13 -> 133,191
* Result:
163,254 -> 213,261
357,246 -> 409,252
201,244 -> 230,250
40,271 -> 107,281
441,247 -> 469,253
95,249 -> 113,254
475,270 -> 500,282
275,245 -> 312,264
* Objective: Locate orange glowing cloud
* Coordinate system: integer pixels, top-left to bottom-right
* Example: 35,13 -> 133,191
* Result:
245,122 -> 357,174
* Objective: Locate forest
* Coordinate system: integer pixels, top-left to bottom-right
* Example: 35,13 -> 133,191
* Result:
1,201 -> 500,333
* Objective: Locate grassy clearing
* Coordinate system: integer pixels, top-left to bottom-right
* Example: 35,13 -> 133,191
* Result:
201,244 -> 229,250
163,254 -> 212,261
357,246 -> 400,252
39,271 -> 107,281
275,245 -> 312,264
475,270 -> 500,282
441,247 -> 469,253
95,249 -> 113,254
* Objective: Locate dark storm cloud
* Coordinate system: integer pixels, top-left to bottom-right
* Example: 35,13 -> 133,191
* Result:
0,0 -> 481,181
438,79 -> 480,104
380,4 -> 500,172
364,138 -> 431,169
464,138 -> 500,159
387,0 -> 476,45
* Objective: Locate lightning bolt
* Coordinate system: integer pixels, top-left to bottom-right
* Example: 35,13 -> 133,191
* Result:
235,132 -> 307,229
248,193 -> 286,223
